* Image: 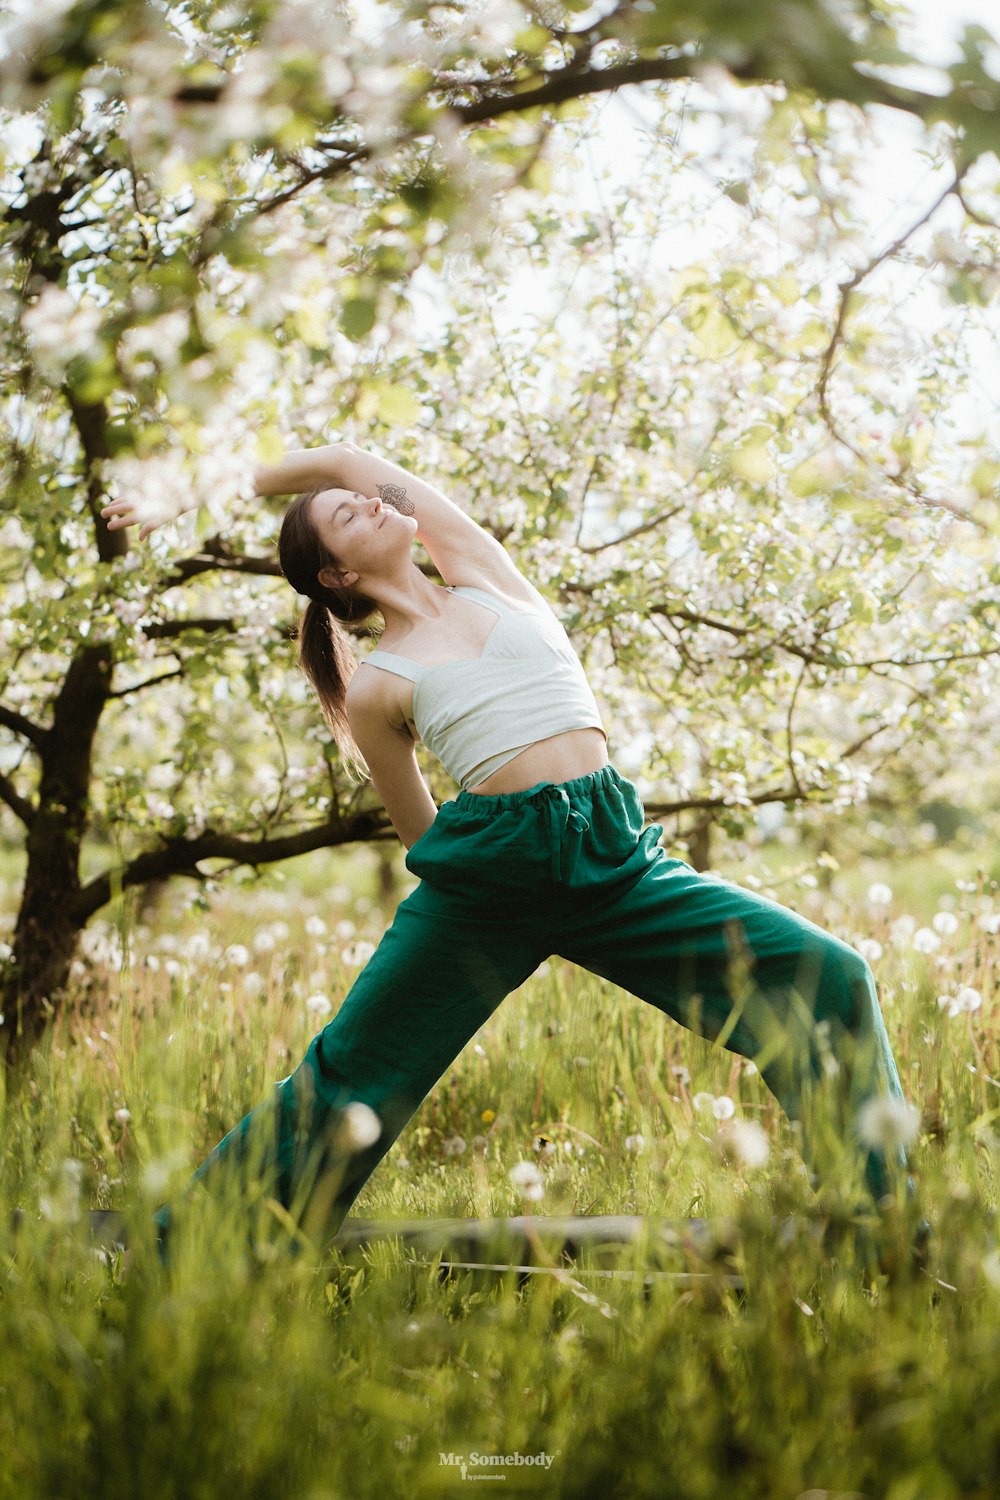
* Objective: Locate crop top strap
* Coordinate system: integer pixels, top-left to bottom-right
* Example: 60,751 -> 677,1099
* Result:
364,584 -> 529,684
447,584 -> 527,614
363,649 -> 427,683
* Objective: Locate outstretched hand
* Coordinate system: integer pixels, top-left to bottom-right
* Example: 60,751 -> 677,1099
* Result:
100,496 -> 179,542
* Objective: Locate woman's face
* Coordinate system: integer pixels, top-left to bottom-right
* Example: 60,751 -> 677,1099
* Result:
309,486 -> 417,589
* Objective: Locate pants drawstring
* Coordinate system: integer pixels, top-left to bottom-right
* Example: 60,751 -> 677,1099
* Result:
530,784 -> 591,883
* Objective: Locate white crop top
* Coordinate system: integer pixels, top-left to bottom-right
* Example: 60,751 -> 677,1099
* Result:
362,584 -> 607,791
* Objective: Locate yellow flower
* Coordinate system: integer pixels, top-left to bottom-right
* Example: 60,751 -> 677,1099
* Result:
481,1109 -> 495,1124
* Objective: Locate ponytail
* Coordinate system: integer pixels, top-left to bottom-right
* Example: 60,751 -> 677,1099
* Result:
278,488 -> 380,782
298,599 -> 369,782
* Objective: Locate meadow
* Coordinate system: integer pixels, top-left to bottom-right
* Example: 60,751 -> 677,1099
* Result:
1,837 -> 998,1500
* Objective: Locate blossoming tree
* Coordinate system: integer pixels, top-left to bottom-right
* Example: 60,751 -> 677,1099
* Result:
1,0 -> 999,1058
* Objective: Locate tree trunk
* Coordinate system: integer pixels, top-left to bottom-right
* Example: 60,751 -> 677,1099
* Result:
1,643 -> 112,1066
686,817 -> 713,872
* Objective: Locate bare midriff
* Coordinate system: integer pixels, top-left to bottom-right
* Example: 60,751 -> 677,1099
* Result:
465,727 -> 609,796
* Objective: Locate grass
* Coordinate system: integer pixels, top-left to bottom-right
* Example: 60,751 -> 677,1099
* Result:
1,849 -> 999,1499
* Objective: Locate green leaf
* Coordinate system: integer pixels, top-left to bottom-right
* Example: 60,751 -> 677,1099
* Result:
340,298 -> 377,341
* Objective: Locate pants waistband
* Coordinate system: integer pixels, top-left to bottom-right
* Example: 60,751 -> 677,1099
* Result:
453,765 -> 631,882
453,762 -> 625,815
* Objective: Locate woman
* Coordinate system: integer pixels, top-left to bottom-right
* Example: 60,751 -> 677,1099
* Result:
102,439 -> 920,1257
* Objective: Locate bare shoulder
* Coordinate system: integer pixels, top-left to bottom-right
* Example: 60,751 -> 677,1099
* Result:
346,662 -> 406,731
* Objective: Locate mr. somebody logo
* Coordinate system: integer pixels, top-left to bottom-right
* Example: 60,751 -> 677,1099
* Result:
439,1450 -> 560,1481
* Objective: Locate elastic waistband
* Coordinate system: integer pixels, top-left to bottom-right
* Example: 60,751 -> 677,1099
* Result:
454,762 -> 627,815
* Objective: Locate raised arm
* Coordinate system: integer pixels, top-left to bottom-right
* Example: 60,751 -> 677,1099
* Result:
259,440 -> 536,599
100,438 -> 540,604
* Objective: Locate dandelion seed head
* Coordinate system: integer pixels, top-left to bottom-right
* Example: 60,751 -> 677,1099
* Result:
342,939 -> 376,966
938,986 -> 982,1018
889,914 -> 917,948
508,1160 -> 545,1200
337,1101 -> 382,1153
856,1096 -> 921,1152
724,1117 -> 770,1168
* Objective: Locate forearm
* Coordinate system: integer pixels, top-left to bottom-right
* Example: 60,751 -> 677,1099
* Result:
253,442 -> 354,498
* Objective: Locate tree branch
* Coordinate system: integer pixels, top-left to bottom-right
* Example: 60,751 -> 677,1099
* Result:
0,702 -> 48,749
163,544 -> 284,585
143,617 -> 238,639
70,806 -> 398,923
451,52 -> 971,133
815,164 -> 982,525
644,782 -> 804,818
106,668 -> 184,699
0,769 -> 35,827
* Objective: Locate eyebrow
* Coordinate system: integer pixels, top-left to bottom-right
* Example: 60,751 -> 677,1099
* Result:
330,493 -> 362,525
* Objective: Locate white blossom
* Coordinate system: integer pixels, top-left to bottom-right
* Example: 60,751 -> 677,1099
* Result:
22,285 -> 103,379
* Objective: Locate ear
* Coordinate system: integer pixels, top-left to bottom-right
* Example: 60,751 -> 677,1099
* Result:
318,563 -> 359,591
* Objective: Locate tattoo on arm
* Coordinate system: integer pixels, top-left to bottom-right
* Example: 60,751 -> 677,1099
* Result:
377,482 -> 415,516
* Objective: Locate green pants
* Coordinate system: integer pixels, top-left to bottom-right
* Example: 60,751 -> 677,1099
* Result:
155,765 -> 913,1244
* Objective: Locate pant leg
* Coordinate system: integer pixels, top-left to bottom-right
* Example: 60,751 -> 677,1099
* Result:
551,795 -> 911,1208
154,876 -> 547,1246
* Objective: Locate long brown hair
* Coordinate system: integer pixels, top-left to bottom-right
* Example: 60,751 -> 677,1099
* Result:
278,488 -> 379,781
